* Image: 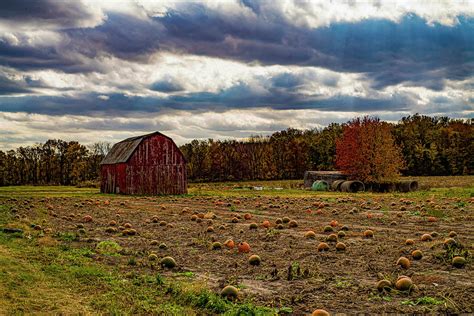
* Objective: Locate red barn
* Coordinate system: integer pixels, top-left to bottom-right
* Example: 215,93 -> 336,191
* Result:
100,132 -> 187,195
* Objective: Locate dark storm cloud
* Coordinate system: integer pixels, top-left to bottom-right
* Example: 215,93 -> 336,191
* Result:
0,0 -> 102,28
0,81 -> 412,116
64,13 -> 164,60
0,40 -> 93,73
155,10 -> 474,89
1,3 -> 472,91
0,73 -> 45,95
0,13 -> 163,72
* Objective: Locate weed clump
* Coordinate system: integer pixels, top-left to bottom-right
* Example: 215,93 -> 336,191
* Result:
443,238 -> 456,247
96,240 -> 122,255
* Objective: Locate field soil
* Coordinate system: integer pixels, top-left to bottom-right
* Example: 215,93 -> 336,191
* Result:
1,181 -> 473,314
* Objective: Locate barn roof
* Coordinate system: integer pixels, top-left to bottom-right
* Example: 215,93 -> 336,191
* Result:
100,131 -> 177,165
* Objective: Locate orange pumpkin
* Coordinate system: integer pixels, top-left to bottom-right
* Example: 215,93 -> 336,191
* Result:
224,239 -> 235,249
244,213 -> 252,220
330,220 -> 338,227
238,242 -> 250,253
262,220 -> 271,228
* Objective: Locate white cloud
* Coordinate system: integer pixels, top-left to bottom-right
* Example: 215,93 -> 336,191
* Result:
132,0 -> 474,28
2,104 -> 465,151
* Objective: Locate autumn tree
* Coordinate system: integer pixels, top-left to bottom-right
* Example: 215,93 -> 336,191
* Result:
336,116 -> 405,182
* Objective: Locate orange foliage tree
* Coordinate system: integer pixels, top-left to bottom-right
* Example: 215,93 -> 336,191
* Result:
336,116 -> 405,182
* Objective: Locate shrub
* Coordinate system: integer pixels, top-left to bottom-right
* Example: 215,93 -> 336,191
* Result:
96,240 -> 122,255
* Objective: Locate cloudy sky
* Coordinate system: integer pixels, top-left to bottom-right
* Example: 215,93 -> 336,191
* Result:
0,0 -> 473,150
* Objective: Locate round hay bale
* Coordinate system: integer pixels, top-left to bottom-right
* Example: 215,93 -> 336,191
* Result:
340,181 -> 365,193
312,180 -> 329,191
331,180 -> 345,191
397,180 -> 418,192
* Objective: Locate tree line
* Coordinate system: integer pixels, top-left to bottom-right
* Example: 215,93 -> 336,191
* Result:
0,114 -> 472,186
182,114 -> 473,182
0,140 -> 111,186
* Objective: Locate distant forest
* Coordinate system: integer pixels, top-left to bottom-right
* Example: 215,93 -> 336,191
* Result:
0,114 -> 472,186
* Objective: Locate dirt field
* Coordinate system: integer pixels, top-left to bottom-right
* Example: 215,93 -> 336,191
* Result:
1,178 -> 473,315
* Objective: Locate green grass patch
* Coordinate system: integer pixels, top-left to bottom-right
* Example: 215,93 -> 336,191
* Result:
402,296 -> 444,306
0,228 -> 276,315
96,240 -> 122,255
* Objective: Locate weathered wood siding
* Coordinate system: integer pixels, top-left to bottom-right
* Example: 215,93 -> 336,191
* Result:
100,134 -> 187,195
100,163 -> 127,193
